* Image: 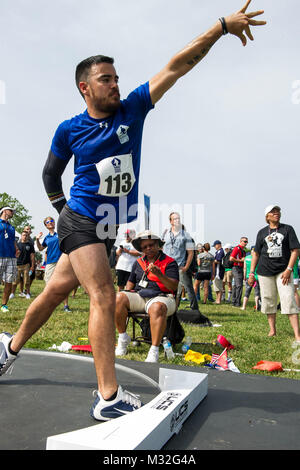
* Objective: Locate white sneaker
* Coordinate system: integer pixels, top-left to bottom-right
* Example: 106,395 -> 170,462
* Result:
145,347 -> 159,363
90,385 -> 142,421
19,292 -> 26,298
9,293 -> 15,300
26,294 -> 31,299
115,333 -> 131,356
0,332 -> 18,376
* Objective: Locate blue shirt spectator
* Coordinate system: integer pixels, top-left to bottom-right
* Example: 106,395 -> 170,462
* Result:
42,232 -> 61,264
0,219 -> 16,258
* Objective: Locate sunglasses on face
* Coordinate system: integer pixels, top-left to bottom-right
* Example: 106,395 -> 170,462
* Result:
45,219 -> 54,224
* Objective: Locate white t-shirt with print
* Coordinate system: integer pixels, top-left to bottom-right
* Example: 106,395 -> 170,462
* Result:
115,240 -> 137,272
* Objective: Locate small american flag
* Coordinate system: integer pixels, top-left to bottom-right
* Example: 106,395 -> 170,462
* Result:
211,353 -> 220,364
210,349 -> 228,370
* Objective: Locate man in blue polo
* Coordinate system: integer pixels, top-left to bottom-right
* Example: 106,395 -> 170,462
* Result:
36,216 -> 71,312
0,207 -> 19,313
0,2 -> 266,421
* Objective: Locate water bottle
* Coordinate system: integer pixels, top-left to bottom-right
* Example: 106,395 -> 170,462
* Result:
182,336 -> 192,353
162,337 -> 174,359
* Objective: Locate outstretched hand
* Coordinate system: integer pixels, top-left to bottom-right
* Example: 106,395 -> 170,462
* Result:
225,0 -> 266,46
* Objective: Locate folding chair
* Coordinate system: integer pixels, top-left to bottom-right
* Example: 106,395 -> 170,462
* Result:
126,292 -> 182,346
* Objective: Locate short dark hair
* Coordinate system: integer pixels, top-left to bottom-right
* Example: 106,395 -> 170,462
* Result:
75,55 -> 114,97
169,212 -> 180,221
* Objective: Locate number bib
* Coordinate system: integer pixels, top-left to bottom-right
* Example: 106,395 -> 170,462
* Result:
95,153 -> 136,197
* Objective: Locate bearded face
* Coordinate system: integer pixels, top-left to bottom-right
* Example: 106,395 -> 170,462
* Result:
81,63 -> 121,115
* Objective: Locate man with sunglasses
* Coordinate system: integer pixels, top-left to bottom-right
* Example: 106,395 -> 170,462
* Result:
230,237 -> 248,307
36,217 -> 71,312
115,230 -> 179,363
0,1 -> 266,420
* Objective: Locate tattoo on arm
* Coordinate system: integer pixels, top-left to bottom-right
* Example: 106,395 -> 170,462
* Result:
186,45 -> 213,66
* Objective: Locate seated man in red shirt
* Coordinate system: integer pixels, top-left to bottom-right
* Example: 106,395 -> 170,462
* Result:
115,230 -> 179,363
230,237 -> 248,307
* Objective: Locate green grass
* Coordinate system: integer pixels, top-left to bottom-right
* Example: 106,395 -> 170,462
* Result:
1,280 -> 300,380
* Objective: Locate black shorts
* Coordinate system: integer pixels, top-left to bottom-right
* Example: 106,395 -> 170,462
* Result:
116,269 -> 131,287
57,204 -> 118,256
195,271 -> 211,281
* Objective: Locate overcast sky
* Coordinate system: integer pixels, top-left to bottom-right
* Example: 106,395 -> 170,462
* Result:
0,0 -> 299,248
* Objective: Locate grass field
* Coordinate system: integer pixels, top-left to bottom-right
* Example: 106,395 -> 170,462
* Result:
1,280 -> 300,380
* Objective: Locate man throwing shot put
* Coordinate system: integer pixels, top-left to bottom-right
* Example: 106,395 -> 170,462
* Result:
0,1 -> 266,421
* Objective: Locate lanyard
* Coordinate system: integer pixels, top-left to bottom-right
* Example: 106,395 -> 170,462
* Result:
141,253 -> 160,280
169,228 -> 183,249
0,220 -> 9,238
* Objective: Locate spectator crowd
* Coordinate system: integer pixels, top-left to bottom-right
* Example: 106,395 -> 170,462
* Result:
1,204 -> 300,363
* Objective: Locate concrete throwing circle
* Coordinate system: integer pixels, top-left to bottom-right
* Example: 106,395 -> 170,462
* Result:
0,349 -> 160,450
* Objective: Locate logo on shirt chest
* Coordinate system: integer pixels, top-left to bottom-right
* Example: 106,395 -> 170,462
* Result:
99,122 -> 108,129
111,157 -> 121,174
116,125 -> 129,144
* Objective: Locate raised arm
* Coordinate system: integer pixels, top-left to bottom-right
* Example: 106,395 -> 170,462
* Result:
149,0 -> 266,104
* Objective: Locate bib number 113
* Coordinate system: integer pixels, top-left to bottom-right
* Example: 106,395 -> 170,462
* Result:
105,172 -> 132,195
96,153 -> 136,197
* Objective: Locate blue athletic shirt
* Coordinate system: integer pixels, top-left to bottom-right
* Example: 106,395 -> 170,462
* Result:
42,232 -> 61,264
51,82 -> 154,225
0,220 -> 16,258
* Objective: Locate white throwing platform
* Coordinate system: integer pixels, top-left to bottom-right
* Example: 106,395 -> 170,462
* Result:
46,367 -> 208,450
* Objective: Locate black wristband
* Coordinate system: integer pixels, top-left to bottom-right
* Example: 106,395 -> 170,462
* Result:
219,17 -> 228,35
52,197 -> 67,214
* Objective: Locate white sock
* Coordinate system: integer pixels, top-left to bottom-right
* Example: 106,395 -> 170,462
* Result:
150,345 -> 159,353
119,332 -> 129,341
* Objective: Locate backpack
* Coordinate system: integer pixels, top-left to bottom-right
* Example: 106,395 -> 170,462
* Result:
223,250 -> 233,269
176,309 -> 212,327
186,248 -> 198,276
140,312 -> 185,346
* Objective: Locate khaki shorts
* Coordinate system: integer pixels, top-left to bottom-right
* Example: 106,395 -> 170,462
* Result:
223,270 -> 233,283
13,264 -> 30,286
121,291 -> 176,317
0,257 -> 17,283
258,272 -> 299,315
44,262 -> 57,284
213,277 -> 223,292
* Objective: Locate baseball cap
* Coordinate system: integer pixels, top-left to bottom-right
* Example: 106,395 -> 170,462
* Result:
213,240 -> 221,247
125,228 -> 135,236
264,205 -> 281,216
223,243 -> 232,250
0,206 -> 15,215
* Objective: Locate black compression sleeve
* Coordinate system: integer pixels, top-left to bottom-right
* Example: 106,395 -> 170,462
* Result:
42,150 -> 68,214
